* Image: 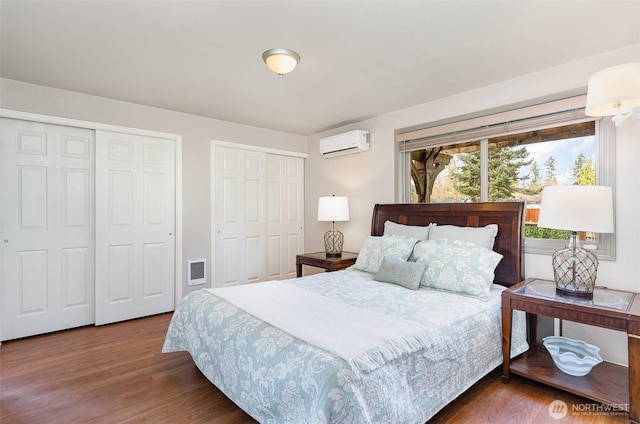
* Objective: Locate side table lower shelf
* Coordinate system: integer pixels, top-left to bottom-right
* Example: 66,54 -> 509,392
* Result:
510,344 -> 629,411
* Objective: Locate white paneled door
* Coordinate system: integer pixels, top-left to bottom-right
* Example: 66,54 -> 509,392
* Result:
215,147 -> 267,286
214,146 -> 303,287
266,155 -> 304,280
95,131 -> 175,325
1,118 -> 95,340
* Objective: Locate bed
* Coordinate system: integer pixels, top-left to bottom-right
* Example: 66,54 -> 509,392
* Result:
163,202 -> 529,423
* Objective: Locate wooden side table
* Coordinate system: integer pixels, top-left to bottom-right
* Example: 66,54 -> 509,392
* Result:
502,278 -> 640,423
295,252 -> 358,277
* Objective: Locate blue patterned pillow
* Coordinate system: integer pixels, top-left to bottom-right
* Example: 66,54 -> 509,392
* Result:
353,235 -> 418,274
374,256 -> 426,290
413,239 -> 503,301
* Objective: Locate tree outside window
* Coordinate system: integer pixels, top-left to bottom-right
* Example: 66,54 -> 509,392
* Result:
408,121 -> 597,242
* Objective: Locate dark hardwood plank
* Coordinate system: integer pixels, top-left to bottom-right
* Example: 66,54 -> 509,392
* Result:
0,313 -> 629,423
509,345 -> 629,407
431,368 -> 629,424
0,314 -> 256,424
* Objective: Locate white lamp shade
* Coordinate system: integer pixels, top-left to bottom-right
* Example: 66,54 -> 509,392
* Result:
317,196 -> 350,222
585,63 -> 640,117
537,185 -> 614,233
262,49 -> 300,75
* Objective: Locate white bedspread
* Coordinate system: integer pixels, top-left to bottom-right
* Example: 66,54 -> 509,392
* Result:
208,281 -> 435,374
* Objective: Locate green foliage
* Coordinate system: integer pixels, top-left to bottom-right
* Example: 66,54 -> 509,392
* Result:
572,153 -> 586,181
544,156 -> 557,183
575,159 -> 596,185
525,224 -> 571,240
454,151 -> 481,201
452,146 -> 533,201
530,161 -> 541,184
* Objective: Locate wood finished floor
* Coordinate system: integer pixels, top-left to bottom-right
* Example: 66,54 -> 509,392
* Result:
0,313 -> 629,424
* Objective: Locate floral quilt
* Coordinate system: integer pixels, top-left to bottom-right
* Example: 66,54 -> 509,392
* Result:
162,268 -> 528,423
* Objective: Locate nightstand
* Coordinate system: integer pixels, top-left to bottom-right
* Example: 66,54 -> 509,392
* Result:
502,278 -> 640,423
295,252 -> 358,277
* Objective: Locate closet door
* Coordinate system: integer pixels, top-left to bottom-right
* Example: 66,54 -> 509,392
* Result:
215,147 -> 268,286
267,155 -> 304,280
95,131 -> 175,325
214,146 -> 304,287
1,118 -> 95,341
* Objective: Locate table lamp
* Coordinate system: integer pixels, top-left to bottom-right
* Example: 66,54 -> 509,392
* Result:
317,196 -> 350,258
537,185 -> 614,298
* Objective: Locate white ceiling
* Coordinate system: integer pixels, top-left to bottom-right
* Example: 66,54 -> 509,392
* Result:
1,1 -> 639,135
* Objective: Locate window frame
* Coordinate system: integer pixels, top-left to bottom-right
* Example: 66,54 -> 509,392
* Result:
395,96 -> 616,261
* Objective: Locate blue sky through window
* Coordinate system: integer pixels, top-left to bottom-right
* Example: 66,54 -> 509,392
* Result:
521,135 -> 596,185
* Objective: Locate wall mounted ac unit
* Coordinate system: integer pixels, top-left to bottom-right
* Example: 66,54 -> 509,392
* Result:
319,130 -> 370,158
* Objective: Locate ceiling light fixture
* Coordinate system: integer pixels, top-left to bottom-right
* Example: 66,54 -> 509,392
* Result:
262,48 -> 300,76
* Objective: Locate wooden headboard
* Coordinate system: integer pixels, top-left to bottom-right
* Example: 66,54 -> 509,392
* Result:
371,202 -> 525,287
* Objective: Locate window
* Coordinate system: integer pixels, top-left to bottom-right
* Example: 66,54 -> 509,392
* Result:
396,95 -> 616,260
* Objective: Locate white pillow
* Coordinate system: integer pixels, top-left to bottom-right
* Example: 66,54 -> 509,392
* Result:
428,223 -> 498,249
353,235 -> 419,274
413,239 -> 503,301
383,220 -> 430,240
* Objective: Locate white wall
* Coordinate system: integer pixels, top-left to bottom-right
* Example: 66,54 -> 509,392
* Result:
304,44 -> 640,364
0,78 -> 307,296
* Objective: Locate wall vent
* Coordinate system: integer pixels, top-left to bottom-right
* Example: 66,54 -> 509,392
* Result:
187,259 -> 206,286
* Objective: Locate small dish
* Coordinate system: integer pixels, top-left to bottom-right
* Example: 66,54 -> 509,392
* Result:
542,336 -> 603,376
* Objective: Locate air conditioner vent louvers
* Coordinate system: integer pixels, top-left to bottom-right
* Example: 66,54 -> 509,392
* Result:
319,130 -> 370,158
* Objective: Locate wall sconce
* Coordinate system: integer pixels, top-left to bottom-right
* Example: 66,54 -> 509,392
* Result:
537,185 -> 614,299
585,62 -> 640,126
317,196 -> 350,258
262,48 -> 300,76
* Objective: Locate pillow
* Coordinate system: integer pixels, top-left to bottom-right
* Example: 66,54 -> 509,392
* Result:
428,223 -> 498,249
374,256 -> 427,290
413,239 -> 503,301
383,220 -> 430,240
353,235 -> 418,274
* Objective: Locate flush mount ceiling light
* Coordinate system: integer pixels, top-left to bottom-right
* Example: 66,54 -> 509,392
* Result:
262,48 -> 300,76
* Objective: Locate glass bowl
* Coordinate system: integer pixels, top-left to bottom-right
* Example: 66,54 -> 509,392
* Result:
542,336 -> 603,376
